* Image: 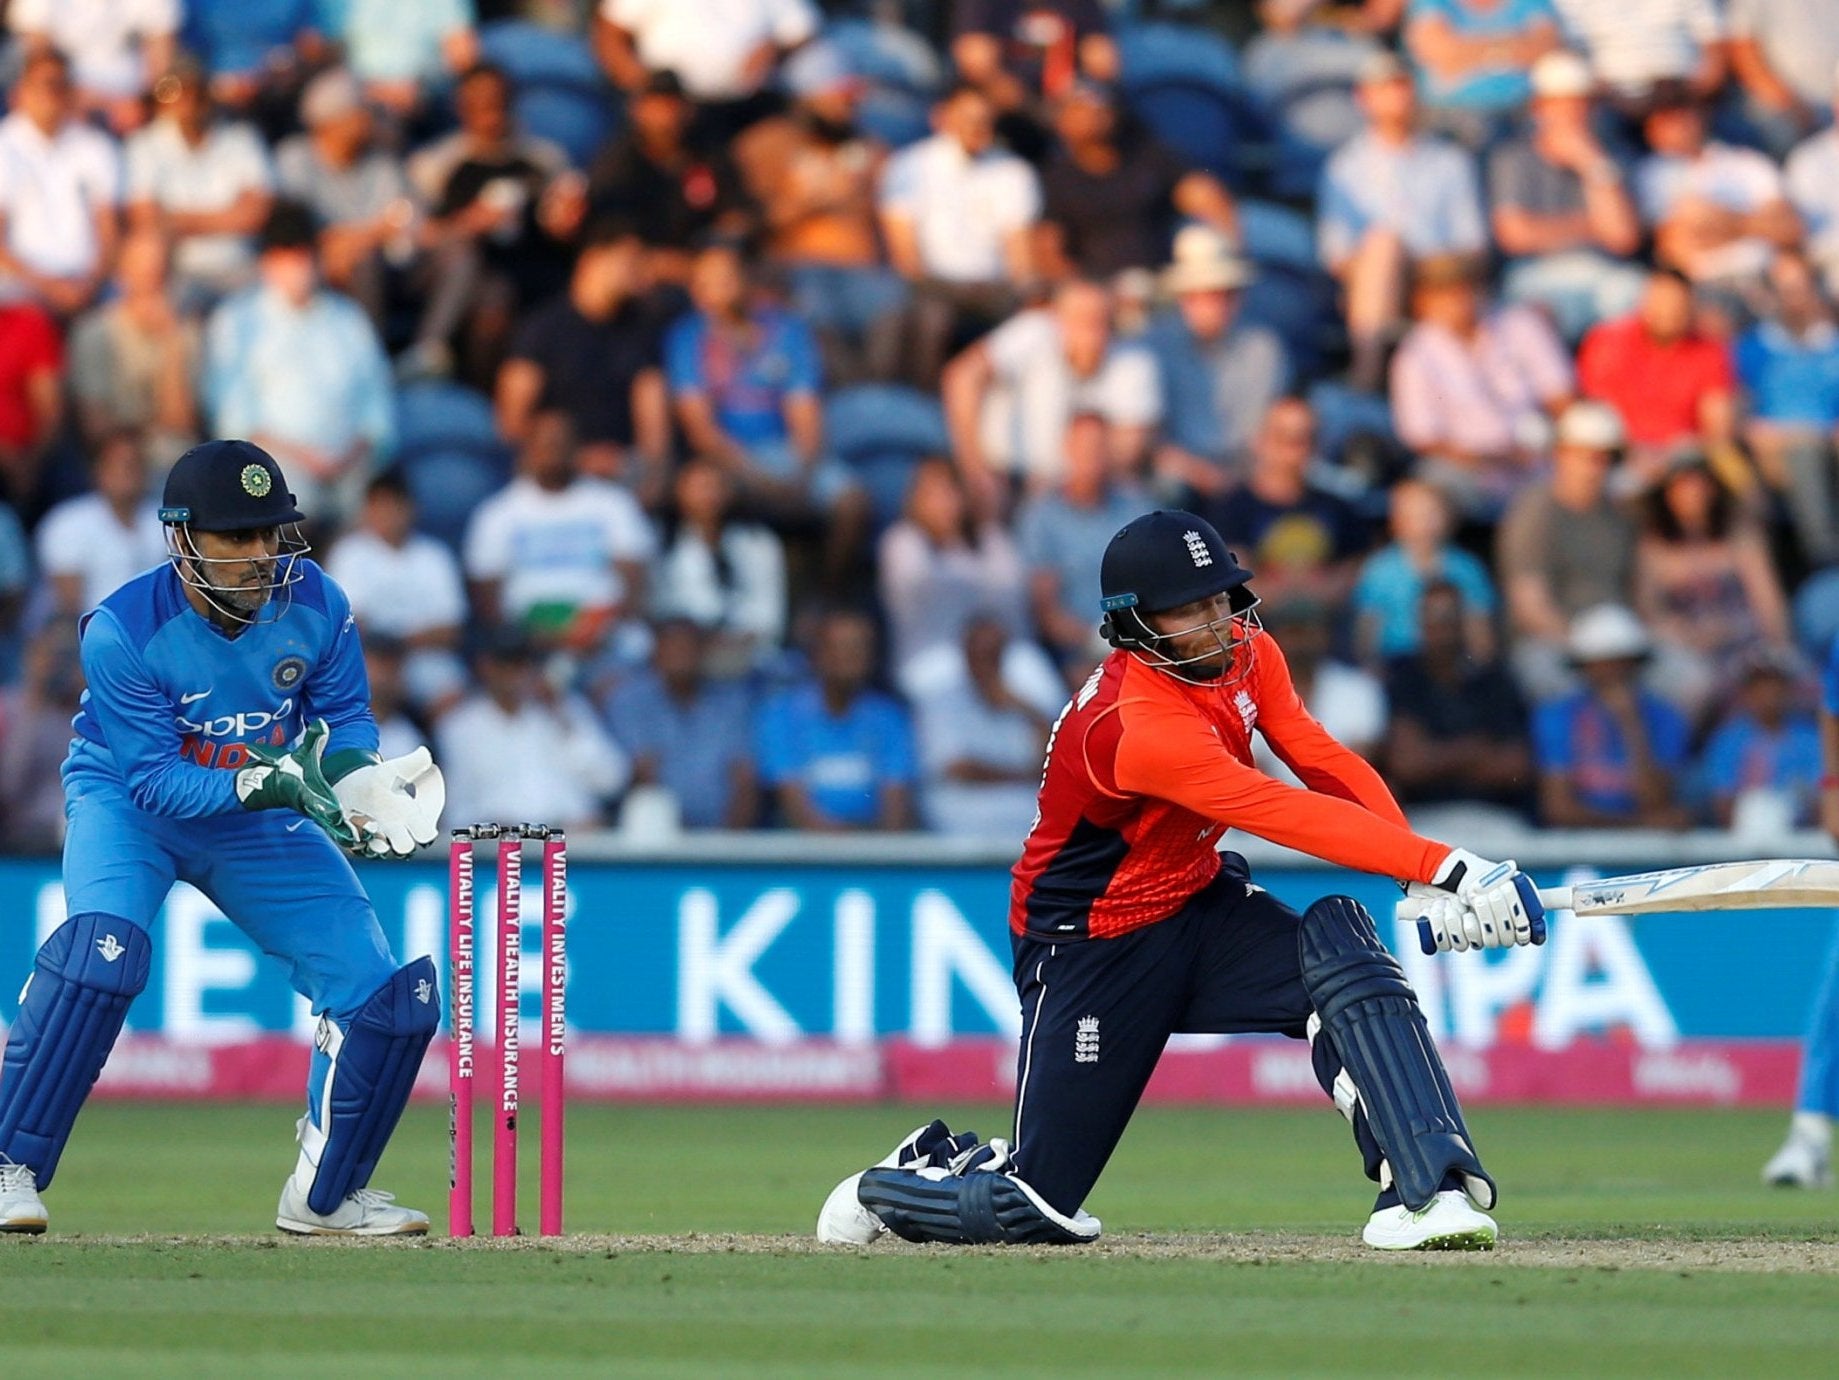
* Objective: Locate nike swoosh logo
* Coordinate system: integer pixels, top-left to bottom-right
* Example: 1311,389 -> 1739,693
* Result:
285,819 -> 309,832
180,691 -> 211,704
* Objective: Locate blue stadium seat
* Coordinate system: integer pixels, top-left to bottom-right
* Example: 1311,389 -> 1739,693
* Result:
394,380 -> 500,451
392,381 -> 512,547
1239,261 -> 1340,378
517,82 -> 619,168
827,383 -> 950,526
477,20 -> 603,87
478,20 -> 619,167
826,18 -> 941,149
1123,77 -> 1275,191
1116,20 -> 1242,93
1237,198 -> 1318,273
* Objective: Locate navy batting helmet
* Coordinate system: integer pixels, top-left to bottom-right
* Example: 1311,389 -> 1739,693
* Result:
1098,510 -> 1260,680
159,439 -> 304,532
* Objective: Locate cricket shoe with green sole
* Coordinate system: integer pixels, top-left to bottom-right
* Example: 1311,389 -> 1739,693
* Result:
276,1178 -> 429,1236
0,1158 -> 48,1235
1363,1189 -> 1498,1251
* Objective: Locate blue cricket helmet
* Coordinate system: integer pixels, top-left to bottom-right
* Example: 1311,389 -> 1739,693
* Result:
1099,510 -> 1255,619
160,439 -> 305,532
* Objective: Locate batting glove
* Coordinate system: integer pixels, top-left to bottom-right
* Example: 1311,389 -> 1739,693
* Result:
1420,848 -> 1547,955
1403,885 -> 1486,953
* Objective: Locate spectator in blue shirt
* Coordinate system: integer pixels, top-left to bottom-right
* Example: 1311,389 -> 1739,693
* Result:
1739,249 -> 1839,566
1695,646 -> 1822,828
666,240 -> 869,585
1353,477 -> 1496,665
1404,0 -> 1560,131
183,0 -> 331,127
1532,603 -> 1693,828
602,619 -> 759,829
755,607 -> 917,831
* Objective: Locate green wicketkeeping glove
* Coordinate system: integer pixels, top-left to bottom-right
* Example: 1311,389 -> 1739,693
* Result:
234,719 -> 368,852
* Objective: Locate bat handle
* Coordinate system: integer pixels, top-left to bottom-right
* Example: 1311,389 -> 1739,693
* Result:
1537,886 -> 1573,911
1406,885 -> 1574,955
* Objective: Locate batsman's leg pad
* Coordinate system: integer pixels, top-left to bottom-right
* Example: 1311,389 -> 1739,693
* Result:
297,957 -> 439,1215
0,915 -> 151,1189
1299,896 -> 1496,1212
1307,1011 -> 1386,1183
857,1166 -> 1102,1245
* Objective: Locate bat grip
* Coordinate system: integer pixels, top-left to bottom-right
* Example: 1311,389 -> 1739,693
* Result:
1405,885 -> 1575,955
1537,886 -> 1573,911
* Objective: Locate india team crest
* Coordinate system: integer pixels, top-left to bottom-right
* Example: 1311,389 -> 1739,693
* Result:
240,463 -> 272,497
272,655 -> 307,691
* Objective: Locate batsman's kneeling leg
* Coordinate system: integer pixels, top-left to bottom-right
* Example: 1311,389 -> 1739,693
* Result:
1298,896 -> 1495,1212
0,914 -> 152,1188
295,957 -> 440,1215
856,1166 -> 1102,1246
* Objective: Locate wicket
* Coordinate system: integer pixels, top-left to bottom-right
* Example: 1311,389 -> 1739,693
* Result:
447,824 -> 568,1237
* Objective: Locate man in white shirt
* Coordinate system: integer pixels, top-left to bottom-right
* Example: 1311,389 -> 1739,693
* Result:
1785,68 -> 1839,295
879,82 -> 1042,385
594,0 -> 818,105
126,60 -> 274,310
1551,0 -> 1725,109
8,0 -> 177,134
463,408 -> 656,665
326,472 -> 468,713
0,50 -> 122,317
943,278 -> 1160,506
33,429 -> 165,618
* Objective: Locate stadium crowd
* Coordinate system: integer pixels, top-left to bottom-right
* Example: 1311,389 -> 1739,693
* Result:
0,0 -> 1836,847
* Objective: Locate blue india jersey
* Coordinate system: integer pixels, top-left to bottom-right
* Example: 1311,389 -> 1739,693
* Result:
65,560 -> 378,818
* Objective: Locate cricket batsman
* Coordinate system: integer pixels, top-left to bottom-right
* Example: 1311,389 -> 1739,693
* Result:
818,511 -> 1545,1251
0,440 -> 445,1236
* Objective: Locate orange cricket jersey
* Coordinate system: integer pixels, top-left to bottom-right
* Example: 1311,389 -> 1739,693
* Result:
1008,639 -> 1452,940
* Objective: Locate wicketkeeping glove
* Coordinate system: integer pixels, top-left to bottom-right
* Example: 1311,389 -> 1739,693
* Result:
1414,848 -> 1547,955
329,747 -> 446,859
235,719 -> 370,853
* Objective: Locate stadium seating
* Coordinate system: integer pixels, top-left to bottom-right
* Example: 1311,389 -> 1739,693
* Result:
826,383 -> 950,526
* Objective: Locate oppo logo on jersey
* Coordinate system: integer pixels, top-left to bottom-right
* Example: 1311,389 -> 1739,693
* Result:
176,697 -> 294,770
175,698 -> 295,740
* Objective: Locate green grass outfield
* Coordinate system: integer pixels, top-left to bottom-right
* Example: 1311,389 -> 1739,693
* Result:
4,1102 -> 1839,1378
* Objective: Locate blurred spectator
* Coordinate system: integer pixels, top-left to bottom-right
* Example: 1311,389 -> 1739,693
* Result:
1318,50 -> 1486,389
649,457 -> 788,676
1402,0 -> 1560,141
1390,252 -> 1573,517
880,82 -> 1042,387
1488,50 -> 1644,340
943,277 -> 1159,510
878,458 -> 1037,701
1203,397 -> 1371,608
362,634 -> 425,762
439,627 -> 629,831
0,622 -> 85,851
277,69 -> 418,340
204,202 -> 394,529
182,0 -> 331,125
1737,249 -> 1839,566
593,0 -> 818,129
1727,0 -> 1839,158
916,614 -> 1052,842
463,408 -> 656,660
1577,268 -> 1737,485
0,49 -> 122,319
666,241 -> 868,583
1353,477 -> 1496,665
601,618 -> 760,829
732,43 -> 905,383
1495,400 -> 1638,699
1145,228 -> 1286,499
126,59 -> 275,310
7,0 -> 176,135
587,71 -> 750,287
1635,449 -> 1792,718
496,220 -> 669,492
411,62 -> 580,382
1532,603 -> 1692,829
1549,0 -> 1725,110
0,299 -> 64,504
1253,598 -> 1388,783
336,0 -> 479,121
1035,79 -> 1238,282
1017,409 -> 1152,673
1694,646 -> 1822,829
951,0 -> 1117,160
0,500 -> 29,682
1635,83 -> 1800,288
1786,74 -> 1839,296
1245,0 -> 1380,159
325,471 -> 468,714
34,430 -> 165,619
1382,578 -> 1531,811
66,227 -> 200,469
755,607 -> 917,832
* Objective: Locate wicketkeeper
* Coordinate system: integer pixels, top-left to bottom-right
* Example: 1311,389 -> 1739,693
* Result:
0,440 -> 445,1236
818,511 -> 1546,1251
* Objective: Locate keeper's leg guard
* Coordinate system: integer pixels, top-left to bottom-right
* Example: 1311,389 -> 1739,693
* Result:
294,957 -> 440,1215
0,915 -> 152,1189
1299,896 -> 1495,1212
857,1159 -> 1102,1246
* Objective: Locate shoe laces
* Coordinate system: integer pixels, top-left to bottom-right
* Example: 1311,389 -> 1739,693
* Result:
348,1189 -> 398,1208
0,1159 -> 36,1190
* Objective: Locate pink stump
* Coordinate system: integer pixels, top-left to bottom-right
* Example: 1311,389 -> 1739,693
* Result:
493,831 -> 523,1237
447,832 -> 475,1238
539,831 -> 567,1236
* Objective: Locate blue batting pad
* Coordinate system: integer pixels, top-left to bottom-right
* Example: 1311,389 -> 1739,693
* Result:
0,914 -> 152,1188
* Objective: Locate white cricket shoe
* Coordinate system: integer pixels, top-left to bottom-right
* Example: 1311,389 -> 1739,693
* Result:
276,1179 -> 430,1236
0,1158 -> 47,1235
1363,1190 -> 1498,1251
816,1171 -> 887,1246
1763,1129 -> 1833,1189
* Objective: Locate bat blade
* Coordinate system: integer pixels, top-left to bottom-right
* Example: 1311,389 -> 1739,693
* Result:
1551,859 -> 1839,916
